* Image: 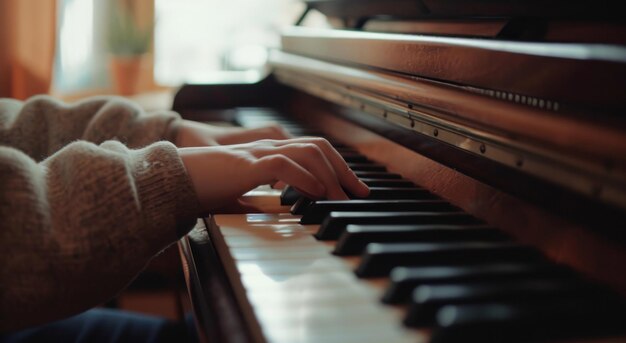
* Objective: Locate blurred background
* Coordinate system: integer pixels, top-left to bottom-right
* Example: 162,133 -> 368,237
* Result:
0,0 -> 328,321
0,0 -> 329,106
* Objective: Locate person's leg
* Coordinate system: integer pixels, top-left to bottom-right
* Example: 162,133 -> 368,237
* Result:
0,308 -> 193,343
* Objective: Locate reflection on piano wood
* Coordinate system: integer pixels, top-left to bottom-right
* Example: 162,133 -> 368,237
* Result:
176,1 -> 626,342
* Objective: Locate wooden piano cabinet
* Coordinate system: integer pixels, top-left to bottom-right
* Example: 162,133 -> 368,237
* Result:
179,220 -> 254,343
176,101 -> 626,343
173,48 -> 625,342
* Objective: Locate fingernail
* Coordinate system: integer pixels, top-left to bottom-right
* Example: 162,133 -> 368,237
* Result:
358,179 -> 370,193
338,191 -> 350,200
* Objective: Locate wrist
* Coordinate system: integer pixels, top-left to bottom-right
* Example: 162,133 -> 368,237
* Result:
176,120 -> 220,147
167,119 -> 185,146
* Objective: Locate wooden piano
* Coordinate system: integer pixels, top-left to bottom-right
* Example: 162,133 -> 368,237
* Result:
174,1 -> 626,342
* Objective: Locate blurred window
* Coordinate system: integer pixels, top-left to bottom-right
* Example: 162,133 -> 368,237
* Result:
154,0 -> 329,86
54,1 -> 330,92
53,0 -> 109,93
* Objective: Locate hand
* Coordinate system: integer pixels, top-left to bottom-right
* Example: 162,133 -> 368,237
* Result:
175,119 -> 291,147
179,137 -> 370,212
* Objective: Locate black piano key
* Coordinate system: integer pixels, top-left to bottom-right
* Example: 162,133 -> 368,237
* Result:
355,242 -> 545,278
234,116 -> 290,128
289,197 -> 314,215
289,130 -> 324,136
347,163 -> 387,172
354,171 -> 402,179
284,185 -> 433,207
341,153 -> 370,163
383,263 -> 574,304
404,279 -> 598,327
329,142 -> 349,149
430,301 -> 626,343
359,178 -> 415,188
316,212 -> 479,240
362,187 -> 437,200
291,197 -> 315,215
334,224 -> 507,256
334,147 -> 359,154
277,124 -> 306,129
296,199 -> 457,221
280,186 -> 302,206
291,181 -> 425,215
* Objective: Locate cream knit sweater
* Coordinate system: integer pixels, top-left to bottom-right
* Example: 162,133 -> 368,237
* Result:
0,95 -> 200,331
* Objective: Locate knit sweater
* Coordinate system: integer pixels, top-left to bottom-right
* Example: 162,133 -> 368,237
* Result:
0,95 -> 200,331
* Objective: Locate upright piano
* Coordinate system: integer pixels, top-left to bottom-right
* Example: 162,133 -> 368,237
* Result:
173,1 -> 626,342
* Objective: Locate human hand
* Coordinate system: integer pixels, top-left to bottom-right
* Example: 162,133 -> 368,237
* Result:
175,119 -> 291,147
179,137 -> 369,213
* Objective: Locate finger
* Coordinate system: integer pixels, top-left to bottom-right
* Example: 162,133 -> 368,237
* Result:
248,125 -> 292,141
260,124 -> 292,140
282,143 -> 351,200
254,155 -> 326,199
243,137 -> 368,198
271,181 -> 287,189
272,137 -> 370,197
254,143 -> 350,200
216,125 -> 292,145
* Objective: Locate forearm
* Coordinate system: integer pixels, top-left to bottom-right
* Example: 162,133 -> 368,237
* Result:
0,141 -> 199,331
0,95 -> 181,161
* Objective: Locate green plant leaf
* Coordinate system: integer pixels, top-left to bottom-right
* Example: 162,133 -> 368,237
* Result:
107,2 -> 153,56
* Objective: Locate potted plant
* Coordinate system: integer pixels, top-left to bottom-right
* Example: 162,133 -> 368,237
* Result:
107,1 -> 153,95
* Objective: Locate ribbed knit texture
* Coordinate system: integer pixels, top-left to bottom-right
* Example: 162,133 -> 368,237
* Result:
0,96 -> 199,331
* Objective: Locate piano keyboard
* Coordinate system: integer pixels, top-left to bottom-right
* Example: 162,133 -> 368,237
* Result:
209,213 -> 421,343
202,109 -> 626,343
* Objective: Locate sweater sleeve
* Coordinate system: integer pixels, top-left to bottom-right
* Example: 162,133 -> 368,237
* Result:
0,95 -> 181,162
0,140 -> 199,331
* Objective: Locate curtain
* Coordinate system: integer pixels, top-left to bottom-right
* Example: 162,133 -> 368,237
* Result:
0,0 -> 57,99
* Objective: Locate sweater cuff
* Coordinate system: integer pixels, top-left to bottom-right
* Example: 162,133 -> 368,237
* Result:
129,141 -> 200,240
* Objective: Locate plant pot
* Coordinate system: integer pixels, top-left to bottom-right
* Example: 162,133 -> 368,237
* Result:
109,55 -> 143,95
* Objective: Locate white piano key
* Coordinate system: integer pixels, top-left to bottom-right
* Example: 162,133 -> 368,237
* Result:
242,264 -> 391,309
243,185 -> 283,197
255,302 -> 383,324
218,214 -> 317,237
240,270 -> 358,291
264,326 -> 423,343
230,245 -> 331,261
223,233 -> 320,248
237,258 -> 351,276
247,274 -> 382,301
239,185 -> 288,213
260,305 -> 424,343
246,286 -> 378,307
244,213 -> 302,224
220,224 -> 315,235
210,213 -> 425,343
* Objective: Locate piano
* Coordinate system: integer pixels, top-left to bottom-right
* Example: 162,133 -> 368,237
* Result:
173,1 -> 626,342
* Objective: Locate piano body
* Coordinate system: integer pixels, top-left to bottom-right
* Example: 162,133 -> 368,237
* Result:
173,1 -> 626,342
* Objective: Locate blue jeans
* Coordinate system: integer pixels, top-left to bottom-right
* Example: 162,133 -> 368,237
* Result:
0,308 -> 196,343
